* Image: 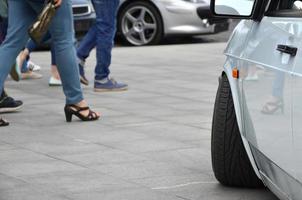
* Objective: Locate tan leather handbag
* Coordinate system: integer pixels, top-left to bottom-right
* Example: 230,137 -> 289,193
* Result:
28,0 -> 56,44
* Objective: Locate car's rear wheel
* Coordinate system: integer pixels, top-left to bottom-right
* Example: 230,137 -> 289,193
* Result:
118,1 -> 163,46
212,74 -> 263,188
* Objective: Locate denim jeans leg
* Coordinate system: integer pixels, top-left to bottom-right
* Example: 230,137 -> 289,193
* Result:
92,0 -> 119,80
26,31 -> 51,52
51,45 -> 56,66
47,0 -> 83,104
0,18 -> 8,94
77,25 -> 97,61
26,32 -> 57,66
0,0 -> 36,94
0,17 -> 7,43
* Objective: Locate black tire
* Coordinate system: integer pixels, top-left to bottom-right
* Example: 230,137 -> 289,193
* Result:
211,74 -> 264,188
117,1 -> 163,46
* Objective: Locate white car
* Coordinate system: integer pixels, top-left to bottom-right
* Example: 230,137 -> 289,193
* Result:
201,0 -> 302,199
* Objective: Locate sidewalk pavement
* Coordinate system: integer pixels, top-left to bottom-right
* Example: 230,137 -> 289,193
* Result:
0,43 -> 277,200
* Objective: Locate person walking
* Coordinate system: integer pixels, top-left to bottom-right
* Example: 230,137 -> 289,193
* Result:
0,0 -> 23,126
18,33 -> 61,85
0,0 -> 100,126
77,0 -> 128,91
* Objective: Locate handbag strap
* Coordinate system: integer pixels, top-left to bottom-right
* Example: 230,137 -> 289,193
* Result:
45,0 -> 55,6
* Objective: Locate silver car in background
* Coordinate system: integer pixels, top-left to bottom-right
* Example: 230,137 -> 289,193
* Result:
117,0 -> 230,46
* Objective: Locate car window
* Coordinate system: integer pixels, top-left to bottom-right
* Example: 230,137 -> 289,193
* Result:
266,0 -> 302,17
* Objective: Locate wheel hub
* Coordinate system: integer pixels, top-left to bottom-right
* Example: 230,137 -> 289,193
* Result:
133,21 -> 144,32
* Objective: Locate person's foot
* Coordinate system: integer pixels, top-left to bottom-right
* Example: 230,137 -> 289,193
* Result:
75,100 -> 100,118
49,76 -> 62,86
0,95 -> 23,113
0,118 -> 9,127
9,62 -> 21,82
78,60 -> 89,86
64,100 -> 100,122
94,78 -> 128,92
21,70 -> 43,80
27,60 -> 41,72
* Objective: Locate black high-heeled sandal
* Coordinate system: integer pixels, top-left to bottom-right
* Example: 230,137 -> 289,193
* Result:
0,118 -> 9,127
64,104 -> 100,122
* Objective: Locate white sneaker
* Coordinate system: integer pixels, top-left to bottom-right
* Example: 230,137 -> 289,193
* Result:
49,76 -> 62,86
27,61 -> 41,72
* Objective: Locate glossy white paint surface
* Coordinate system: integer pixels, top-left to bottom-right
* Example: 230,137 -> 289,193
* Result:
223,16 -> 302,198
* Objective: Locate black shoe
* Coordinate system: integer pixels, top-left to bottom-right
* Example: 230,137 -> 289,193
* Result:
0,118 -> 9,127
0,96 -> 23,113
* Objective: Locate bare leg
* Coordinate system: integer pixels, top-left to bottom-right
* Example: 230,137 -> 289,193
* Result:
51,65 -> 61,80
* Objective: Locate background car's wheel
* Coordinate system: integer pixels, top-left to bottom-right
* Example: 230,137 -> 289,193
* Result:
211,74 -> 264,188
118,1 -> 163,46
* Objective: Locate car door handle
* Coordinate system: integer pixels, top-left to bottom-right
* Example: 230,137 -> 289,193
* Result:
277,44 -> 298,56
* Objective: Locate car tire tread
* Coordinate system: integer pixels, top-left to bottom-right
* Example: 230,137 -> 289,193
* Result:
211,74 -> 264,188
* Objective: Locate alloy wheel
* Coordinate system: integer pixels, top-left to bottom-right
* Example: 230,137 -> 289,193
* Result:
121,6 -> 158,46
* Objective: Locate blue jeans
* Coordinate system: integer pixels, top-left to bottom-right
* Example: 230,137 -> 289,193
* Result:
0,17 -> 8,95
77,0 -> 119,80
0,17 -> 7,44
0,0 -> 83,104
22,32 -> 56,73
27,32 -> 56,65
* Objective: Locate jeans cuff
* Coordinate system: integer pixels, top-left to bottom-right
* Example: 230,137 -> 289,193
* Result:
66,94 -> 84,105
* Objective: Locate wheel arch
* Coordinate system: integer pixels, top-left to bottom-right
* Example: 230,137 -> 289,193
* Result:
117,0 -> 165,35
221,67 -> 263,181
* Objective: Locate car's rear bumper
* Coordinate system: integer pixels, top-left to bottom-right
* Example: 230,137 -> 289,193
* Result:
164,21 -> 229,36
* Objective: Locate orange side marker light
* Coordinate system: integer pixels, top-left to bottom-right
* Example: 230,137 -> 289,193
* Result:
232,68 -> 239,79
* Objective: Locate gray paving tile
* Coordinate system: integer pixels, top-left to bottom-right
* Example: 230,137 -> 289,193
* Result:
69,188 -> 183,200
0,174 -> 27,191
154,183 -> 278,200
0,154 -> 84,177
57,148 -> 148,166
0,185 -> 70,200
92,160 -> 195,180
140,148 -> 212,173
100,137 -> 194,154
20,140 -> 109,157
132,173 -> 216,192
19,169 -> 138,194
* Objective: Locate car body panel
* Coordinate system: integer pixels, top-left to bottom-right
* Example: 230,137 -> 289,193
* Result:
223,20 -> 262,179
223,16 -> 302,199
242,16 -> 296,179
291,26 -> 302,186
251,145 -> 302,200
119,0 -> 229,36
150,0 -> 217,35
